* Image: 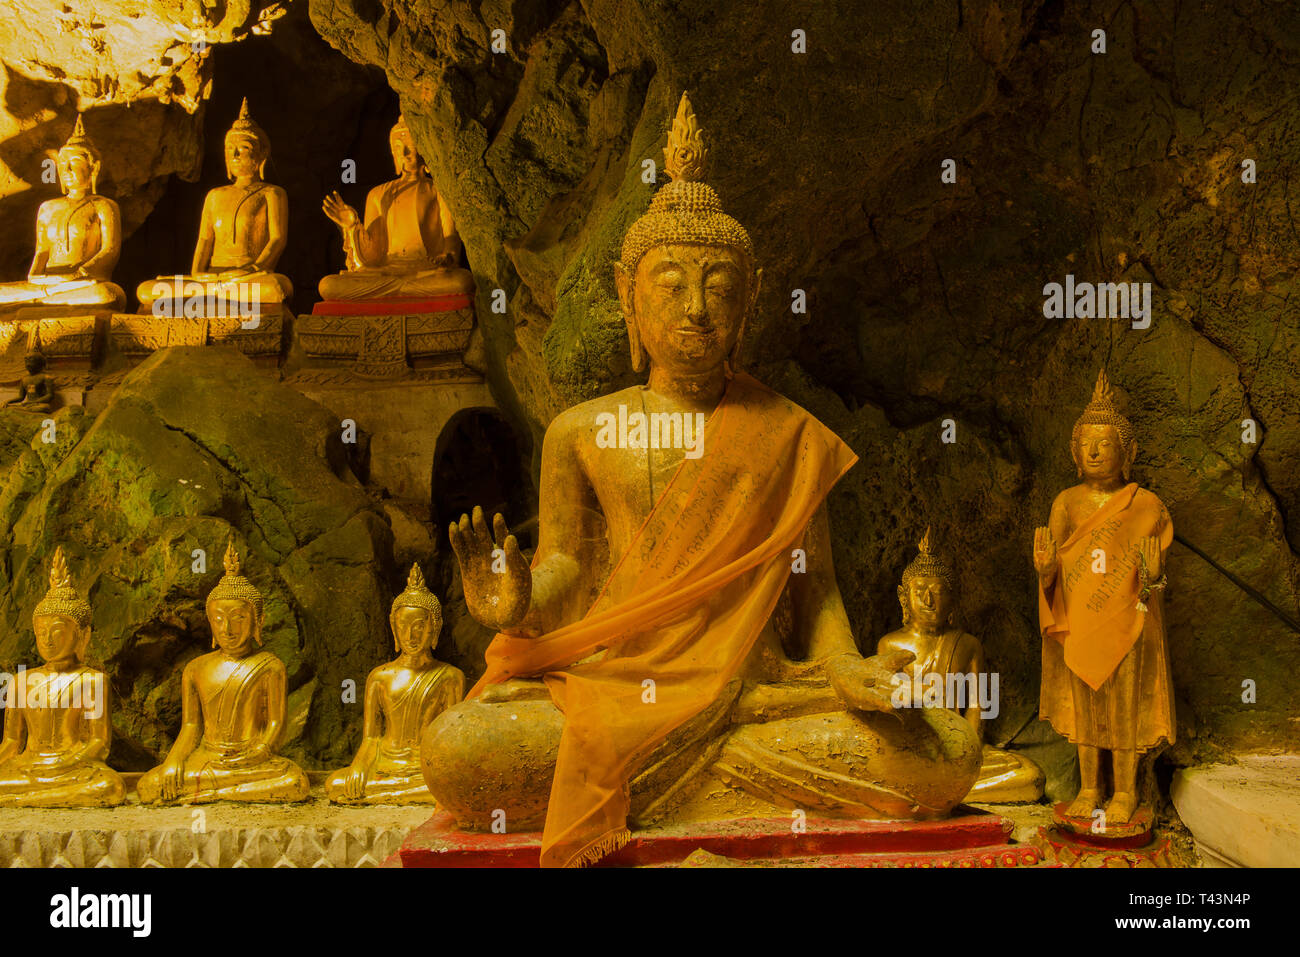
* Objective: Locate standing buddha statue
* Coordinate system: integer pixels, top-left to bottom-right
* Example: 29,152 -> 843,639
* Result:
1033,370 -> 1175,824
319,115 -> 473,301
876,528 -> 1045,804
0,547 -> 124,807
136,99 -> 292,314
326,564 -> 465,804
0,116 -> 124,309
137,539 -> 309,804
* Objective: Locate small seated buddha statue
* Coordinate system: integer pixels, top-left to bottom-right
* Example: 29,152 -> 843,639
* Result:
0,547 -> 124,807
421,94 -> 982,869
0,116 -> 124,310
876,529 -> 1045,804
1033,370 -> 1174,825
138,539 -> 308,804
136,99 -> 292,314
5,352 -> 54,414
326,564 -> 465,804
318,114 -> 473,301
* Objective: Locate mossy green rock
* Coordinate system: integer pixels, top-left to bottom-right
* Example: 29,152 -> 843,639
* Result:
0,348 -> 396,770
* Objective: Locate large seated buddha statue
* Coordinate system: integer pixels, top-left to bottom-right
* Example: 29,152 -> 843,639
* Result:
326,564 -> 465,804
318,115 -> 473,302
0,547 -> 124,807
138,539 -> 308,804
0,116 -> 124,310
420,94 -> 982,868
877,529 -> 1045,804
136,99 -> 292,315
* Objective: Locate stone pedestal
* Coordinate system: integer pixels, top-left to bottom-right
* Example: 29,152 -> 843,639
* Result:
1035,803 -> 1180,867
109,307 -> 285,364
292,302 -> 477,382
398,809 -> 1044,868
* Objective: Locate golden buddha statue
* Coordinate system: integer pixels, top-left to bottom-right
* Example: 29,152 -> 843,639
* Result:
318,115 -> 473,301
138,539 -> 308,804
1033,370 -> 1175,824
0,116 -> 124,309
0,547 -> 124,807
877,529 -> 1045,804
5,352 -> 54,414
421,93 -> 982,868
136,100 -> 292,313
326,564 -> 465,804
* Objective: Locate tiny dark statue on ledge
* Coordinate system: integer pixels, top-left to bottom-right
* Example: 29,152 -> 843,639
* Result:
5,352 -> 55,414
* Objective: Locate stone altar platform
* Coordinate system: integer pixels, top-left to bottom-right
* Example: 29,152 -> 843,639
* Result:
1170,752 -> 1300,867
0,790 -> 430,868
397,809 -> 1045,868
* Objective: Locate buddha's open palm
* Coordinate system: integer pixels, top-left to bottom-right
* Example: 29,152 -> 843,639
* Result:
1032,526 -> 1058,577
449,506 -> 531,631
322,191 -> 360,229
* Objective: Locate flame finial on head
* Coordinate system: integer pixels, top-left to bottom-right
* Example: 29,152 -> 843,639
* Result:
620,92 -> 754,274
390,562 -> 442,616
663,93 -> 707,183
224,98 -> 270,172
901,526 -> 956,590
207,535 -> 264,617
1072,368 -> 1134,448
34,545 -> 92,627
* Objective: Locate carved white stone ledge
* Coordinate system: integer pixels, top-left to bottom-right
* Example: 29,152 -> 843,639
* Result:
0,795 -> 430,868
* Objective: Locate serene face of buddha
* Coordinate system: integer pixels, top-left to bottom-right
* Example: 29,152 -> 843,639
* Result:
902,574 -> 952,631
390,128 -> 421,176
33,613 -> 83,665
208,598 -> 261,656
56,148 -> 96,196
225,134 -> 264,180
630,244 -> 750,375
392,605 -> 439,656
1073,423 -> 1127,483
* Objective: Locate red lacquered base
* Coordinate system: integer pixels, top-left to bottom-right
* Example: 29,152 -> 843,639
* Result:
394,808 -> 1042,868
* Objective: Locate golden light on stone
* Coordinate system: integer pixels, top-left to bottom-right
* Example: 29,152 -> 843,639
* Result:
326,563 -> 465,804
0,547 -> 125,807
137,537 -> 309,804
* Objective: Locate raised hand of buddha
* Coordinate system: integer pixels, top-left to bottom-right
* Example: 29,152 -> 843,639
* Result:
825,649 -> 915,715
448,506 -> 531,632
322,191 -> 360,230
1033,526 -> 1059,579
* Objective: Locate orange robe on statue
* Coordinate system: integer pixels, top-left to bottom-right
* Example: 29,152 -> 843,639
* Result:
468,372 -> 857,868
1039,484 -> 1175,753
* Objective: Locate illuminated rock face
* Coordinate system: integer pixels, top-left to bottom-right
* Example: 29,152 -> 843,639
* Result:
0,0 -> 250,289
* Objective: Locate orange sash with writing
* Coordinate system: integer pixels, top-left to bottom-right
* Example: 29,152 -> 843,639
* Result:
469,373 -> 857,867
1039,484 -> 1172,690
